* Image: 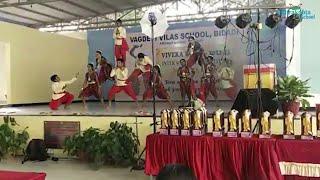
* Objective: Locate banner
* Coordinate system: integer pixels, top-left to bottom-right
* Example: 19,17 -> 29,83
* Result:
87,20 -> 286,101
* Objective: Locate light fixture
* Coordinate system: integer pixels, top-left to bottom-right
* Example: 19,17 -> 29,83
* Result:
285,14 -> 302,29
265,13 -> 281,29
215,15 -> 230,29
236,13 -> 252,29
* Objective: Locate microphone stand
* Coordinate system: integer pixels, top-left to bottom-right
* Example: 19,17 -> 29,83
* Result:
148,13 -> 157,134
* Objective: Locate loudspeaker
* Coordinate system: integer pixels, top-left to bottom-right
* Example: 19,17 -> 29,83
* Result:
231,89 -> 278,118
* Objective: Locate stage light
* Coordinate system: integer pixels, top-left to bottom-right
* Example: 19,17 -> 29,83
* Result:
236,13 -> 252,29
265,13 -> 281,29
215,15 -> 230,29
285,14 -> 302,29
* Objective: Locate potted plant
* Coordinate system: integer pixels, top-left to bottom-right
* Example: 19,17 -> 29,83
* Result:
104,121 -> 139,167
64,127 -> 107,169
0,116 -> 29,160
274,76 -> 313,115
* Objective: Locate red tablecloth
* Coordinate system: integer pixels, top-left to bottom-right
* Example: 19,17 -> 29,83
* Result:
0,171 -> 46,180
145,134 -> 282,180
145,134 -> 320,180
276,139 -> 320,163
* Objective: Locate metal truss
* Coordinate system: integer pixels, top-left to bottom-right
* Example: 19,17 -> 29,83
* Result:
0,0 -> 286,32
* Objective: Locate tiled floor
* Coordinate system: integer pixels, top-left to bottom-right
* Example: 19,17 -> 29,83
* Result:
0,158 -> 150,180
0,101 -> 232,116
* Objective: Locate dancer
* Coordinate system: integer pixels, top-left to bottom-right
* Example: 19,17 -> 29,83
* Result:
143,65 -> 173,108
186,36 -> 205,71
113,19 -> 129,65
95,50 -> 112,84
108,60 -> 138,108
128,53 -> 152,90
199,55 -> 218,103
49,73 -> 79,110
78,64 -> 106,109
177,59 -> 195,106
218,59 -> 237,100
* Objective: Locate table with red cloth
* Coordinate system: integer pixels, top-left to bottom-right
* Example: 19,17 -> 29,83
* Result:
0,170 -> 46,180
145,134 -> 320,180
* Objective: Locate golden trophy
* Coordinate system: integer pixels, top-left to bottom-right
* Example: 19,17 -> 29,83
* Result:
160,109 -> 169,135
301,112 -> 313,140
283,111 -> 295,139
192,109 -> 206,136
227,109 -> 239,137
259,111 -> 271,138
241,109 -> 252,138
212,109 -> 224,137
169,109 -> 180,135
181,109 -> 191,136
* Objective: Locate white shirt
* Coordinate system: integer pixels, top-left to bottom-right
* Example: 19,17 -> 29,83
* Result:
113,26 -> 126,45
51,78 -> 77,100
136,56 -> 153,73
110,67 -> 128,86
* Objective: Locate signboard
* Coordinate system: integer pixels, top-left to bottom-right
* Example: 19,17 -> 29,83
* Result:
44,121 -> 80,149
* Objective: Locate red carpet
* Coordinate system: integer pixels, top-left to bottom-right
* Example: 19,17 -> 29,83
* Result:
0,170 -> 46,180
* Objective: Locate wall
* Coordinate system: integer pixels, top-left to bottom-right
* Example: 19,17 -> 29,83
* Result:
0,42 -> 8,103
0,115 -> 317,156
300,0 -> 320,105
0,22 -> 88,105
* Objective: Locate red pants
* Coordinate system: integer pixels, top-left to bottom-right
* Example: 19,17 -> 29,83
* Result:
114,39 -> 128,64
98,67 -> 107,84
49,92 -> 74,110
179,80 -> 195,100
143,84 -> 169,100
127,68 -> 151,88
78,85 -> 101,99
199,79 -> 218,102
108,84 -> 137,101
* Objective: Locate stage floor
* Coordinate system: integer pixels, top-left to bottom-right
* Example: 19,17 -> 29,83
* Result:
0,101 -> 233,116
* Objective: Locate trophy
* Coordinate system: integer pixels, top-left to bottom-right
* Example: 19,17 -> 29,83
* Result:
227,109 -> 239,137
259,111 -> 271,138
192,107 -> 207,136
316,104 -> 320,137
212,109 -> 224,137
169,109 -> 180,135
240,109 -> 252,138
283,111 -> 295,139
301,112 -> 313,140
160,109 -> 170,135
181,108 -> 191,136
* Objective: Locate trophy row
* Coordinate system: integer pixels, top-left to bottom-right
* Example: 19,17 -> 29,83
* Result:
160,108 -> 320,140
160,107 -> 208,136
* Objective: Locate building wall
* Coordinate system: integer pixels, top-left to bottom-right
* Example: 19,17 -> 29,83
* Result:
0,22 -> 88,104
0,115 -> 315,156
300,0 -> 320,104
0,42 -> 9,103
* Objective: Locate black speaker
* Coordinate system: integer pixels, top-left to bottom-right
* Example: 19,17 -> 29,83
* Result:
231,89 -> 278,118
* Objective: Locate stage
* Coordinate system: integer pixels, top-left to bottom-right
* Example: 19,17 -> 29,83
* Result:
0,101 -> 233,116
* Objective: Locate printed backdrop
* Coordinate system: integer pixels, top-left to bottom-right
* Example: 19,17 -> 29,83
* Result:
87,19 -> 286,101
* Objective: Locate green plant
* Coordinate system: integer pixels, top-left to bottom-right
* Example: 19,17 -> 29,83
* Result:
274,76 -> 313,109
64,127 -> 106,169
64,122 -> 139,169
0,116 -> 29,160
104,121 -> 139,166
